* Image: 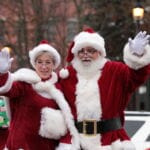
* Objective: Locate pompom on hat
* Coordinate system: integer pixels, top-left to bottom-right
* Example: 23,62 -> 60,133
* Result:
29,40 -> 61,69
66,28 -> 106,62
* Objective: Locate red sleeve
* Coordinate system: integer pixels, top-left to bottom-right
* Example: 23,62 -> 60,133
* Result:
0,73 -> 9,87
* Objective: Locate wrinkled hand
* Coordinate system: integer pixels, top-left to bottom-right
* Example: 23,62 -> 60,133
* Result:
128,31 -> 150,56
0,48 -> 14,73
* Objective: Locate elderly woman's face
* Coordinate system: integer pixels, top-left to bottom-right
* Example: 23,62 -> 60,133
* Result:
35,52 -> 54,79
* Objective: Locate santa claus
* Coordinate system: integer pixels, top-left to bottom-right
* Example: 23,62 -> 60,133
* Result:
58,28 -> 150,150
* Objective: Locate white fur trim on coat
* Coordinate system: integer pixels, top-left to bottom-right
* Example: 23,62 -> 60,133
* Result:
110,139 -> 136,150
40,83 -> 80,150
13,68 -> 41,83
124,44 -> 150,70
39,107 -> 67,139
0,72 -> 13,93
12,68 -> 58,98
56,143 -> 78,150
122,140 -> 136,150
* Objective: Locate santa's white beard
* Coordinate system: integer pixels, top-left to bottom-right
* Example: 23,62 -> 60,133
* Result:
72,56 -> 107,78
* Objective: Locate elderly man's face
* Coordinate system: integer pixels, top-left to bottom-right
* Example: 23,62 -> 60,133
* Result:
77,47 -> 101,65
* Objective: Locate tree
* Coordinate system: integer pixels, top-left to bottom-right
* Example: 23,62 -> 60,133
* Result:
0,0 -> 149,68
79,0 -> 150,60
0,0 -> 74,69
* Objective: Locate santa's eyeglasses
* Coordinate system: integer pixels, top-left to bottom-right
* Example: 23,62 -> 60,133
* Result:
78,48 -> 98,55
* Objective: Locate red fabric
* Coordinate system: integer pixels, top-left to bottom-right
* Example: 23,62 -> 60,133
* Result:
40,40 -> 49,44
59,61 -> 150,146
0,81 -> 60,150
59,132 -> 72,144
66,41 -> 75,63
83,27 -> 95,33
0,73 -> 9,86
0,129 -> 9,149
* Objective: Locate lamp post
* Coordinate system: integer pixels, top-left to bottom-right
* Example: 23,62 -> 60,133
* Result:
2,46 -> 12,53
132,0 -> 144,33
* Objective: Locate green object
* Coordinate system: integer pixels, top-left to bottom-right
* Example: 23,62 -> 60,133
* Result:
0,98 -> 9,127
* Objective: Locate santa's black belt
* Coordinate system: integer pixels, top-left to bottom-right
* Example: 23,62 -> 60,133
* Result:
75,117 -> 122,136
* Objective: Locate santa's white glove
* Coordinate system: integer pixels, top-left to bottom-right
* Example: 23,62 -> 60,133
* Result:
0,48 -> 14,73
128,31 -> 150,56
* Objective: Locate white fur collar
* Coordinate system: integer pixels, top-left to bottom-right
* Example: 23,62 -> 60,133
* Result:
12,68 -> 58,84
12,68 -> 58,98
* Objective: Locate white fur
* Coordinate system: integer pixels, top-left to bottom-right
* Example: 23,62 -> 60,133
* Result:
39,107 -> 67,139
44,83 -> 80,150
13,68 -> 41,83
110,139 -> 136,150
12,69 -> 58,99
29,44 -> 61,69
74,139 -> 135,150
80,134 -> 102,150
111,139 -> 123,150
72,31 -> 106,57
59,68 -> 69,79
75,72 -> 102,149
76,71 -> 102,121
124,44 -> 150,70
72,56 -> 106,149
0,72 -> 13,93
56,143 -> 73,150
122,140 -> 136,150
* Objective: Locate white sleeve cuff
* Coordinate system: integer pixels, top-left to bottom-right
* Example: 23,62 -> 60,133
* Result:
39,107 -> 67,139
123,44 -> 150,70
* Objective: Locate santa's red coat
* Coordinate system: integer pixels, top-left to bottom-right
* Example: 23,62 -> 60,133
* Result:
59,60 -> 150,148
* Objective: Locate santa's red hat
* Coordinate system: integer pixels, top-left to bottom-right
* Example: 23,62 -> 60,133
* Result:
66,28 -> 106,62
29,40 -> 61,69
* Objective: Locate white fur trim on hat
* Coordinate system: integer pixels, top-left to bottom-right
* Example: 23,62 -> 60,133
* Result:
72,31 -> 106,57
29,44 -> 61,69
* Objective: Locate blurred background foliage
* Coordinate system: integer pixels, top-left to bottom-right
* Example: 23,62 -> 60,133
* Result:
0,0 -> 149,69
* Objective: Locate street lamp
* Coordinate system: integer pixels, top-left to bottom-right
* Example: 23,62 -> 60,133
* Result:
132,0 -> 144,33
1,46 -> 12,53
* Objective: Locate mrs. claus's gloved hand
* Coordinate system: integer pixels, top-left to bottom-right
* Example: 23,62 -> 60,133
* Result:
0,48 -> 14,73
128,31 -> 150,56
